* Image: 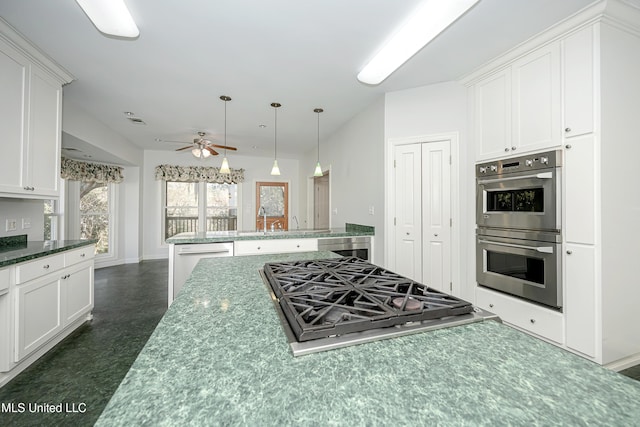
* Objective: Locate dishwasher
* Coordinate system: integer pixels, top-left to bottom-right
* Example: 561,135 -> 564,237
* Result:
169,242 -> 234,304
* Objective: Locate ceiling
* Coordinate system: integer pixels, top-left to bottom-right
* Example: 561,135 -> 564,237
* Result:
0,0 -> 596,164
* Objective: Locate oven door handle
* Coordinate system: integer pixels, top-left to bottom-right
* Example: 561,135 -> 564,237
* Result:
478,239 -> 554,254
477,171 -> 553,185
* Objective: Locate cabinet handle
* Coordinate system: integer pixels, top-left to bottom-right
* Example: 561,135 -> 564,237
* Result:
566,250 -> 572,255
489,303 -> 494,308
511,146 -> 517,151
565,127 -> 571,132
43,264 -> 50,269
61,274 -> 70,280
80,253 -> 86,258
530,319 -> 536,324
565,144 -> 572,149
257,246 -> 261,250
504,148 -> 510,152
296,245 -> 300,248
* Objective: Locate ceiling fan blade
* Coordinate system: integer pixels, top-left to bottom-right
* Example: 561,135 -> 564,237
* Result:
161,140 -> 191,144
205,146 -> 219,156
176,145 -> 193,151
210,144 -> 238,151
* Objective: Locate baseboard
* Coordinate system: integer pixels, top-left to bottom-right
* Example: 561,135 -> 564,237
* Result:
124,257 -> 142,264
605,353 -> 640,372
142,254 -> 170,261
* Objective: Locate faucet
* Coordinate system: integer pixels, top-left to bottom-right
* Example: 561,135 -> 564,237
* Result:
258,206 -> 267,234
292,216 -> 299,230
271,220 -> 281,232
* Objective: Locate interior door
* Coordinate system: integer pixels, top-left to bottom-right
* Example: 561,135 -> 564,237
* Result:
313,172 -> 330,229
422,141 -> 451,292
256,182 -> 288,231
393,144 -> 422,281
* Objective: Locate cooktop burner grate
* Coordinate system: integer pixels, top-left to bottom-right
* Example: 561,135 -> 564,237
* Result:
263,257 -> 474,342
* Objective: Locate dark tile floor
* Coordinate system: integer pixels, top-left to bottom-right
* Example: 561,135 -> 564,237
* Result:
0,260 -> 168,427
1,258 -> 639,426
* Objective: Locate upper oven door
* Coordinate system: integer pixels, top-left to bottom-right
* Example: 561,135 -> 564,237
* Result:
476,167 -> 561,232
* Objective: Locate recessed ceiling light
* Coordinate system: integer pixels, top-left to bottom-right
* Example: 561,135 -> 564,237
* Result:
259,124 -> 267,128
124,111 -> 135,116
83,154 -> 93,158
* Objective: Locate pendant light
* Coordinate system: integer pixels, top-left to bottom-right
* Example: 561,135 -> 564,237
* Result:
270,102 -> 281,176
219,95 -> 231,174
313,108 -> 324,177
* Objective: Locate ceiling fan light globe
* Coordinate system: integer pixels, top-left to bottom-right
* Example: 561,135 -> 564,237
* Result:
271,160 -> 281,176
220,157 -> 231,173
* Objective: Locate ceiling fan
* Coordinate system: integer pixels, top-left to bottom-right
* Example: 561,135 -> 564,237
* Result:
162,131 -> 238,158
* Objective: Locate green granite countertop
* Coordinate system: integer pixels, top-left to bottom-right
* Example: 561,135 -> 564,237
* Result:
165,227 -> 374,244
97,252 -> 640,426
0,239 -> 96,268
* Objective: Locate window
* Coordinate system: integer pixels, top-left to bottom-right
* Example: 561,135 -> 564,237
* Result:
164,182 -> 238,240
44,199 -> 60,240
79,182 -> 111,254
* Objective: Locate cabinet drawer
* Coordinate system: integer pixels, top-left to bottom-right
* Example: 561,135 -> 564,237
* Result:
64,245 -> 96,267
476,287 -> 564,344
15,254 -> 64,284
234,238 -> 318,256
0,268 -> 9,293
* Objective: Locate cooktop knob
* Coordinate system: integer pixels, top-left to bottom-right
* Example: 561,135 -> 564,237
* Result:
525,159 -> 533,167
479,166 -> 487,173
540,156 -> 549,165
490,165 -> 498,172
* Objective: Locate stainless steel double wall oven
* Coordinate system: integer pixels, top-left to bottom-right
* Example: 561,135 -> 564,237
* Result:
476,150 -> 563,309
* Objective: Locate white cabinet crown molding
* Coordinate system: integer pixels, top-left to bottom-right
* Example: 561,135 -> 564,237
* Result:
0,17 -> 74,84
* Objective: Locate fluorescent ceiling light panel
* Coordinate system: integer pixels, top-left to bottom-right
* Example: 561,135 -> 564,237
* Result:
357,0 -> 480,85
75,0 -> 139,38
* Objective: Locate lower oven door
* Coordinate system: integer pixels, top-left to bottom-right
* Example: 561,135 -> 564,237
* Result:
476,230 -> 562,309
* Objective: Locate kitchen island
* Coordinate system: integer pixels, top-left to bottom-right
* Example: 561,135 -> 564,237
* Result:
96,251 -> 640,426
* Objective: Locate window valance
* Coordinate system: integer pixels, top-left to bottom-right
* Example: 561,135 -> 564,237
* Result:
154,164 -> 245,183
61,157 -> 124,183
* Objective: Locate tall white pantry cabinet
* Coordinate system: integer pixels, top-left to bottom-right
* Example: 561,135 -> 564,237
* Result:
465,0 -> 640,369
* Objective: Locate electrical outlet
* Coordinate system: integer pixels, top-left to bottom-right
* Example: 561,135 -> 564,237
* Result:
332,208 -> 338,215
6,219 -> 17,232
368,206 -> 375,215
22,218 -> 31,229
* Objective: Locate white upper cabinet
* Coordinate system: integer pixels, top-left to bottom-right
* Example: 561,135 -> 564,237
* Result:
0,38 -> 28,195
0,19 -> 72,199
474,42 -> 561,160
562,26 -> 595,138
511,43 -> 561,153
473,68 -> 512,160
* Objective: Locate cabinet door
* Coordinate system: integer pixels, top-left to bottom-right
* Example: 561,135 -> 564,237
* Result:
26,65 -> 62,197
512,43 -> 561,153
562,26 -> 595,138
474,68 -> 512,160
0,268 -> 11,372
15,274 -> 62,361
0,39 -> 28,194
565,244 -> 596,358
62,263 -> 94,327
564,135 -> 596,244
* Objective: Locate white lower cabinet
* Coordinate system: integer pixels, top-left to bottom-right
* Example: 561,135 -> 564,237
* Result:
234,238 -> 318,256
15,273 -> 62,361
564,244 -> 597,358
476,286 -> 564,344
0,268 -> 11,372
62,261 -> 94,327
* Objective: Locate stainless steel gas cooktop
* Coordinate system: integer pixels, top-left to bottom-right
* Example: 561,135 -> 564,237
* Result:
261,257 -> 499,356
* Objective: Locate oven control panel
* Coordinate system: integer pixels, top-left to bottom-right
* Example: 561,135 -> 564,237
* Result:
476,150 -> 562,177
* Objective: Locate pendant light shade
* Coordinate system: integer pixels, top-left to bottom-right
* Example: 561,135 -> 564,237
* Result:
313,108 -> 324,177
270,102 -> 282,176
219,95 -> 232,173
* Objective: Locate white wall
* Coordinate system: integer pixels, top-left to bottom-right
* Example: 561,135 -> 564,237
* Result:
0,198 -> 44,240
61,100 -> 144,265
300,97 -> 386,264
142,150 -> 301,260
384,81 -> 472,300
